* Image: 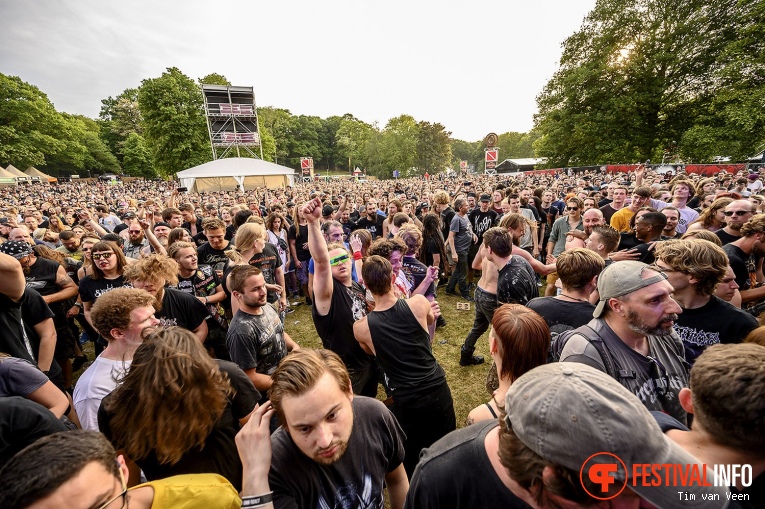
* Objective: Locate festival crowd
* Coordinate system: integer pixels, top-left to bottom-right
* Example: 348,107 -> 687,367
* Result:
0,164 -> 763,508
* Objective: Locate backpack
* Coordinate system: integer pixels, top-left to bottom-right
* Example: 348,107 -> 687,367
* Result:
549,324 -> 620,379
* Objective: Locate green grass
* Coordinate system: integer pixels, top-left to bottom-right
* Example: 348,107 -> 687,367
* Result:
284,292 -> 493,428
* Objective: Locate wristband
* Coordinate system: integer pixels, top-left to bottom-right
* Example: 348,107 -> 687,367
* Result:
353,251 -> 362,261
241,492 -> 273,507
204,296 -> 209,305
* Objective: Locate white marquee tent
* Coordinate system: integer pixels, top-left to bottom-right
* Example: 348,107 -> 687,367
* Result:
176,158 -> 297,192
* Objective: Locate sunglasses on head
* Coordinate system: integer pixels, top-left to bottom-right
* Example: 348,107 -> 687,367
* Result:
329,253 -> 350,266
723,210 -> 751,216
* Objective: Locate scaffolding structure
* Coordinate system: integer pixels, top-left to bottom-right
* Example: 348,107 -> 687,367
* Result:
202,85 -> 264,160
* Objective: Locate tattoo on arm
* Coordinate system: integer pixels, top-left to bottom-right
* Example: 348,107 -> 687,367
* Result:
58,275 -> 74,286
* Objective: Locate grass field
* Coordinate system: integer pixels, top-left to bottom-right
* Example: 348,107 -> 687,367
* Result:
282,291 -> 493,428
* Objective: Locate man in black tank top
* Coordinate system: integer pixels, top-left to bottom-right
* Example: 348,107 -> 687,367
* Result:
302,197 -> 377,397
353,254 -> 456,477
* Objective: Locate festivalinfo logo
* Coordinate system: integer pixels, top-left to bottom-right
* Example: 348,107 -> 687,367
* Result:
579,452 -> 753,502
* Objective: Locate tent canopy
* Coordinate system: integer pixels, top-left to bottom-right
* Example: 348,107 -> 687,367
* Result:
25,166 -> 57,183
176,158 -> 296,192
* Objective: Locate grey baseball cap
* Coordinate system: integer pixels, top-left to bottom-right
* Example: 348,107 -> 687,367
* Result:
505,363 -> 730,508
593,261 -> 667,318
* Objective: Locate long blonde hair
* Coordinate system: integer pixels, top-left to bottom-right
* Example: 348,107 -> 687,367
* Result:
103,327 -> 232,464
227,222 -> 266,264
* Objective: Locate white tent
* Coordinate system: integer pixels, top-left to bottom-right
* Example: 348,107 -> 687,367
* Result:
176,158 -> 297,192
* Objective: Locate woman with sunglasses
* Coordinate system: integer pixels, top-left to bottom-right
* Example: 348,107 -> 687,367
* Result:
78,241 -> 132,355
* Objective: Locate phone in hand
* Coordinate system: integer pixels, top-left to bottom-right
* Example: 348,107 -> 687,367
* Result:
177,187 -> 188,193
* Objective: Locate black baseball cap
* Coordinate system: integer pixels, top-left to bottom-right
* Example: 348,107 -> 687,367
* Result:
479,194 -> 491,202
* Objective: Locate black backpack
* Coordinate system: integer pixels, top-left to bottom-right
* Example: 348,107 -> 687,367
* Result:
549,324 -> 620,379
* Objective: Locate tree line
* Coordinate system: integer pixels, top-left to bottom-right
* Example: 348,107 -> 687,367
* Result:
0,69 -> 537,179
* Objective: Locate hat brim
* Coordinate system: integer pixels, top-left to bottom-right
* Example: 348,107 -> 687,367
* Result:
593,299 -> 607,318
631,435 -> 731,509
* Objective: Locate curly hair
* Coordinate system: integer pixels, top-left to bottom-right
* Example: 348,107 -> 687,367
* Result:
367,237 -> 407,259
91,288 -> 157,340
103,327 -> 232,465
124,253 -> 179,286
740,214 -> 765,236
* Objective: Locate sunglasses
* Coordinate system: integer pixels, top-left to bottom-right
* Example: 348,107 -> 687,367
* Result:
91,252 -> 115,261
329,253 -> 350,266
566,206 -> 579,211
723,210 -> 752,216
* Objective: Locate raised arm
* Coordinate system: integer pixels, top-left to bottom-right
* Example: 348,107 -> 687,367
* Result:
304,197 -> 333,315
0,252 -> 25,302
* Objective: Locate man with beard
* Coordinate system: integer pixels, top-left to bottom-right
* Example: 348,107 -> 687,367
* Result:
558,261 -> 689,424
55,230 -> 83,261
123,223 -> 150,260
354,202 -> 385,239
716,199 -> 754,245
234,349 -> 408,509
227,266 -> 299,398
723,213 -> 765,307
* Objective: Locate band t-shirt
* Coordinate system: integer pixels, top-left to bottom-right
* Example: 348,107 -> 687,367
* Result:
227,305 -> 288,379
269,397 -> 405,509
496,256 -> 538,305
78,275 -> 131,304
155,287 -> 208,333
526,297 -> 596,334
248,243 -> 283,304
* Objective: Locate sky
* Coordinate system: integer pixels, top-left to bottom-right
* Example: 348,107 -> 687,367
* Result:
0,0 -> 597,142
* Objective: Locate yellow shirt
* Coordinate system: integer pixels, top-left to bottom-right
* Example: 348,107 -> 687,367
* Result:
129,474 -> 240,509
610,207 -> 636,233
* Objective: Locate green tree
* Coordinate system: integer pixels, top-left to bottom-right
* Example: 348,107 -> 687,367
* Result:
258,107 -> 293,165
336,114 -> 374,172
416,121 -> 452,174
198,73 -> 231,86
121,132 -> 155,177
535,0 -> 745,166
138,67 -> 210,176
0,74 -> 69,169
369,115 -> 418,178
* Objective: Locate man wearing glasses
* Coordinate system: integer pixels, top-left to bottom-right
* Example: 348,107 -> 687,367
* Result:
0,430 -> 241,508
303,197 -> 377,397
558,260 -> 690,424
716,199 -> 754,246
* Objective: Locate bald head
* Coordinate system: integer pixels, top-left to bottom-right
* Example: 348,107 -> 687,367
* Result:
9,227 -> 34,245
583,208 -> 605,235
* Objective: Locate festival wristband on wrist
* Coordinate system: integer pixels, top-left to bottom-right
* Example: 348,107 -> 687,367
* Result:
241,492 -> 274,508
353,251 -> 362,261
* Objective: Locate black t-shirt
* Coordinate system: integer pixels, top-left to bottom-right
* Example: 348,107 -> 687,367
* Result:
156,287 -> 208,332
723,244 -> 754,290
176,265 -> 226,329
78,274 -> 131,303
715,229 -> 740,246
227,305 -> 288,377
248,243 -> 282,303
312,278 -> 373,382
288,224 -> 311,261
526,297 -> 596,335
402,255 -> 435,297
406,420 -> 530,508
618,232 -> 641,250
99,360 -> 259,491
422,237 -> 444,269
0,292 -> 34,364
355,215 -> 385,239
21,288 -> 61,379
24,257 -> 59,297
197,242 -> 232,272
496,256 -> 538,305
674,296 -> 758,365
0,396 -> 67,468
440,207 -> 455,240
467,209 -> 497,244
269,397 -> 405,509
599,203 -> 621,224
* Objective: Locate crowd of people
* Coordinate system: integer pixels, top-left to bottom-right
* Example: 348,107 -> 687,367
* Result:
0,164 -> 763,508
